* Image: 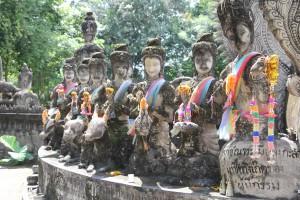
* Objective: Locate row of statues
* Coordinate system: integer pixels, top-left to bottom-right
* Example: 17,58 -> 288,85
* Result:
39,0 -> 300,198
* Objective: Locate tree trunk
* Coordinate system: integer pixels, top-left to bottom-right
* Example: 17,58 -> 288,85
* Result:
0,54 -> 2,81
4,49 -> 9,82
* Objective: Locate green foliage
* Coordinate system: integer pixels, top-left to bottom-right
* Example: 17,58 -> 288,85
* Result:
0,135 -> 33,165
1,0 -> 226,102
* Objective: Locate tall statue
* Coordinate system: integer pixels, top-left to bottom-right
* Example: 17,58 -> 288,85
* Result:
130,38 -> 176,175
93,44 -> 134,169
216,1 -> 300,199
177,33 -> 220,156
50,58 -> 78,118
74,12 -> 103,65
166,35 -> 220,187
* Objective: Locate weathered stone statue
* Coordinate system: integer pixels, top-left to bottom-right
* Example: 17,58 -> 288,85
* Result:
50,58 -> 78,118
58,117 -> 87,163
88,52 -> 107,95
74,12 -> 103,65
177,34 -> 220,156
166,35 -> 220,187
92,44 -> 134,169
0,56 -> 21,105
172,85 -> 199,157
13,63 -> 40,107
259,0 -> 300,148
129,38 -> 176,175
39,109 -> 64,151
216,1 -> 300,199
78,105 -> 112,172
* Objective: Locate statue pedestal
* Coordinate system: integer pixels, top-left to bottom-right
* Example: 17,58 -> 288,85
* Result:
219,138 -> 300,199
38,147 -> 243,200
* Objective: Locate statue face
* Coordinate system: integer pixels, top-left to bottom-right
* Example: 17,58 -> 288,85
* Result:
145,57 -> 161,79
180,92 -> 189,102
112,61 -> 128,80
225,24 -> 251,55
194,53 -> 213,75
64,69 -> 75,82
90,66 -> 104,84
78,68 -> 89,84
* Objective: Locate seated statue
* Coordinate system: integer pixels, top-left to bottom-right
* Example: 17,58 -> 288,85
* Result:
130,38 -> 176,176
50,58 -> 78,119
13,63 -> 39,107
91,44 -> 135,170
215,1 -> 300,199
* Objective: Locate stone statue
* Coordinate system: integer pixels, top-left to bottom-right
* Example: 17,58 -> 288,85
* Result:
39,109 -> 64,151
93,44 -> 134,169
51,58 -> 78,118
172,85 -> 199,157
216,1 -> 300,199
129,38 -> 176,176
259,0 -> 300,148
58,117 -> 87,163
74,12 -> 103,65
88,52 -> 107,94
13,63 -> 40,107
78,104 -> 112,172
177,33 -> 220,156
165,35 -> 220,187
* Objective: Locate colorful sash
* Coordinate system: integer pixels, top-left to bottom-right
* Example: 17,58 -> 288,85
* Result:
228,52 -> 261,105
218,52 -> 261,141
64,82 -> 78,96
190,76 -> 215,106
145,77 -> 166,108
114,80 -> 132,103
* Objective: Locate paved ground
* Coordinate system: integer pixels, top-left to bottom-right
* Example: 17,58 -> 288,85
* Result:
0,164 -> 33,200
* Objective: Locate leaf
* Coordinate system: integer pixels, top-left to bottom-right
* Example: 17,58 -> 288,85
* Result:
0,135 -> 21,152
25,152 -> 34,161
8,151 -> 26,162
0,158 -> 13,163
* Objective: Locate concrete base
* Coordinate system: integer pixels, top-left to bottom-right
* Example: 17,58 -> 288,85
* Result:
38,147 -> 255,200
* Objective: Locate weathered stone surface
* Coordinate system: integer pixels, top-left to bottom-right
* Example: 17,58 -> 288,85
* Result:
39,147 -> 253,200
219,138 -> 300,199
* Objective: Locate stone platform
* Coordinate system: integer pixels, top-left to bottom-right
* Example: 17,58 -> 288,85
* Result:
38,147 -> 257,200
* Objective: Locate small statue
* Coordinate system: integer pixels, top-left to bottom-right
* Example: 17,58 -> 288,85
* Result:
39,109 -> 64,151
172,85 -> 199,157
56,89 -> 65,106
58,117 -> 87,163
79,104 -> 112,172
134,97 -> 153,152
68,91 -> 79,119
80,91 -> 92,116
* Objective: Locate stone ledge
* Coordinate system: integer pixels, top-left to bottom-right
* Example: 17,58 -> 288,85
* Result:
38,147 -> 257,200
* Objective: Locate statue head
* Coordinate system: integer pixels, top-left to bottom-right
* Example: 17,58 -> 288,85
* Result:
88,52 -> 106,86
177,85 -> 191,102
77,61 -> 90,85
110,44 -> 132,81
63,57 -> 77,83
81,12 -> 97,43
217,0 -> 254,55
141,37 -> 166,80
192,33 -> 217,77
105,87 -> 114,101
18,63 -> 32,90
